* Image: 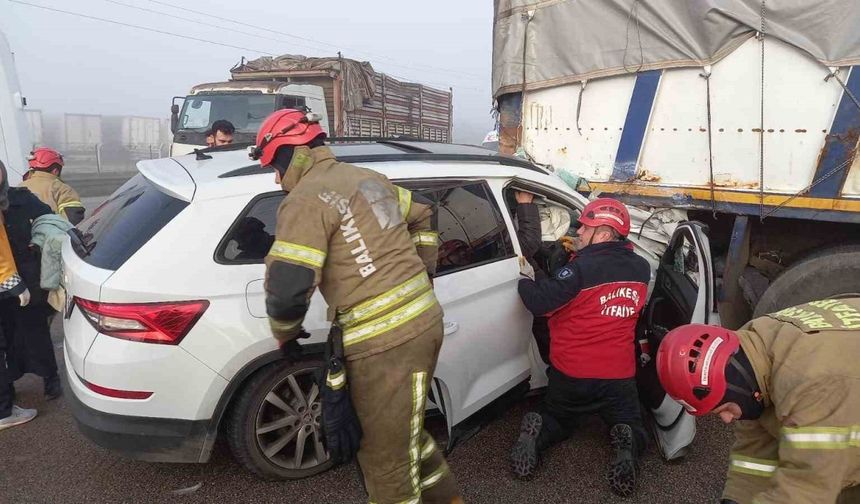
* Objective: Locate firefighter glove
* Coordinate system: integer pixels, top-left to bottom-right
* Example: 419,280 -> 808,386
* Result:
320,358 -> 362,465
280,339 -> 303,362
518,256 -> 536,281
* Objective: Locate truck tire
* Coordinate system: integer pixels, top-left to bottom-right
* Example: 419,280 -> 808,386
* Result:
226,358 -> 331,480
753,245 -> 860,317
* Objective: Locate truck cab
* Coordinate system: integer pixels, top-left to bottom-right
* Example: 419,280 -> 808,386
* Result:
170,81 -> 329,156
0,29 -> 29,185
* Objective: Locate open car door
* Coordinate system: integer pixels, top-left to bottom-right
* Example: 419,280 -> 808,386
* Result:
636,221 -> 719,460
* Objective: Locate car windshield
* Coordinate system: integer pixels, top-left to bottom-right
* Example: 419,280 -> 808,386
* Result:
178,93 -> 278,133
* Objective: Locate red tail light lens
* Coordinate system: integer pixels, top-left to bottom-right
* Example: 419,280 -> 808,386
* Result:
75,298 -> 209,345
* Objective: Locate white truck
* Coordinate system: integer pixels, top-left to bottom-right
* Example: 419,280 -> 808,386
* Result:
170,81 -> 329,156
0,29 -> 30,185
493,0 -> 860,460
171,55 -> 454,155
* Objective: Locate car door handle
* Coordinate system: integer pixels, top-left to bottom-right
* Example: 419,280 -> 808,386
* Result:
443,321 -> 459,336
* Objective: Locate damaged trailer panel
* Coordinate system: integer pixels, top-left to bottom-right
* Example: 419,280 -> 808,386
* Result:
499,34 -> 860,225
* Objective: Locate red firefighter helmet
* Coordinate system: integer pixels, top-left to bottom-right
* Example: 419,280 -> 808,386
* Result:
28,147 -> 64,171
250,109 -> 326,167
656,324 -> 741,416
578,198 -> 631,236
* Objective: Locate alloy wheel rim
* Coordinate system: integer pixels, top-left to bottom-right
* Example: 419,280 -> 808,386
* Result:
254,367 -> 327,470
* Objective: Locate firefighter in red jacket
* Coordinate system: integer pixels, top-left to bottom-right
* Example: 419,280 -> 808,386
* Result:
510,198 -> 650,497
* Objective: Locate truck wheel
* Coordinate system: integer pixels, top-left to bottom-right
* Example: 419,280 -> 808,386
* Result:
226,358 -> 332,480
753,245 -> 860,317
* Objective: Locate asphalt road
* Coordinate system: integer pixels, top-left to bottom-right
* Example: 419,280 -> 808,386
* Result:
0,319 -> 735,504
2,177 -> 735,503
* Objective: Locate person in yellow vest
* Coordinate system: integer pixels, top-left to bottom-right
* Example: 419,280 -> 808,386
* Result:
656,298 -> 860,504
21,147 -> 85,225
0,159 -> 37,430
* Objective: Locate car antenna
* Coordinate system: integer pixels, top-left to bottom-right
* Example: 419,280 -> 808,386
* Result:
194,148 -> 213,161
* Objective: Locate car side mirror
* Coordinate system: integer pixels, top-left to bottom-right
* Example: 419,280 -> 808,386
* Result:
170,97 -> 184,134
170,104 -> 180,134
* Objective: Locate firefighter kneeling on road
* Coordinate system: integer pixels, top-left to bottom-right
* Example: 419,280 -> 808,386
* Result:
21,147 -> 85,225
511,198 -> 651,497
657,298 -> 860,504
253,109 -> 462,504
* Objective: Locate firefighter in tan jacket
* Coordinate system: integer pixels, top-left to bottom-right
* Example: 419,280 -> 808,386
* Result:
21,148 -> 85,225
656,298 -> 860,504
252,109 -> 461,504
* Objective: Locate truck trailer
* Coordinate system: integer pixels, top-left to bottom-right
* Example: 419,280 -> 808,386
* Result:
493,0 -> 860,329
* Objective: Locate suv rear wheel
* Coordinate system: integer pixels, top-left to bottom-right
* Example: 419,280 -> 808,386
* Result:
226,359 -> 331,480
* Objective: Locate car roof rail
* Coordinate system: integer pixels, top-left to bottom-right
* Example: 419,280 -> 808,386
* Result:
219,152 -> 549,179
326,136 -> 435,144
193,142 -> 256,155
326,138 -> 434,153
189,138 -> 433,160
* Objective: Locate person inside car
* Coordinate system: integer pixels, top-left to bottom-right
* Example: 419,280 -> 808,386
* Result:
438,239 -> 471,269
233,217 -> 274,261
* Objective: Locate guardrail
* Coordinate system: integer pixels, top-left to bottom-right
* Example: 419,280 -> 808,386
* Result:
54,143 -> 166,174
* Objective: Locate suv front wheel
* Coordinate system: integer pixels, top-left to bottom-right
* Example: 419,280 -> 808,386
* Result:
226,358 -> 332,480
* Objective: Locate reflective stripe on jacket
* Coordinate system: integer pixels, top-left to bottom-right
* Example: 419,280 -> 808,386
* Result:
723,297 -> 860,504
20,171 -> 84,223
264,146 -> 441,360
0,218 -> 25,298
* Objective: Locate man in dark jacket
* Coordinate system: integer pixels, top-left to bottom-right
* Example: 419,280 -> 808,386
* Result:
0,186 -> 61,401
511,198 -> 650,498
0,160 -> 38,430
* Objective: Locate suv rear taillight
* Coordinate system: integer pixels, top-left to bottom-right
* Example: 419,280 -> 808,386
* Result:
75,298 -> 209,345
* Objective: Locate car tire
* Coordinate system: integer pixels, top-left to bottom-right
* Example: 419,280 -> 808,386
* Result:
753,245 -> 860,317
226,358 -> 332,480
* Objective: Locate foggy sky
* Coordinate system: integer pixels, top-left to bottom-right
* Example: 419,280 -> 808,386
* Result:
1,0 -> 495,144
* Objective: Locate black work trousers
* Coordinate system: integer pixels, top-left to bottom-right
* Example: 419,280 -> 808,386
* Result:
537,367 -> 647,457
532,316 -> 550,364
0,329 -> 12,419
0,298 -> 57,381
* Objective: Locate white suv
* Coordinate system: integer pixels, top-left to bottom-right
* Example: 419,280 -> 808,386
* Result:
62,140 -> 718,480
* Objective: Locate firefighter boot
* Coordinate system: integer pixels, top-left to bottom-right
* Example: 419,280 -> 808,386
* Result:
510,412 -> 542,478
607,424 -> 637,497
